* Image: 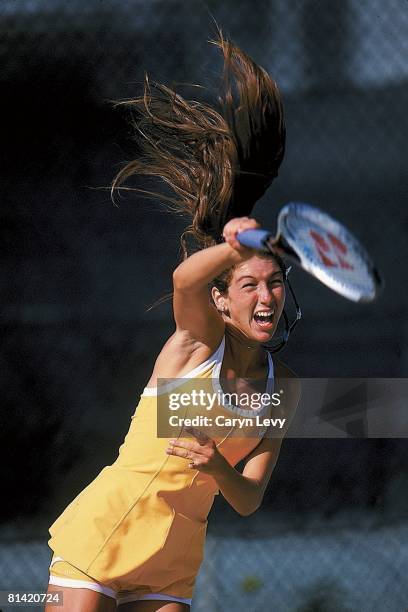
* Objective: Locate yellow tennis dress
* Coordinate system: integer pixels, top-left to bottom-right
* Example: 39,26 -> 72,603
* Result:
48,335 -> 274,601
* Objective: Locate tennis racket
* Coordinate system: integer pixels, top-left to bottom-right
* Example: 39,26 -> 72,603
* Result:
237,202 -> 382,303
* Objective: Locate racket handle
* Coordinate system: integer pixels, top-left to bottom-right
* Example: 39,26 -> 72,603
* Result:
236,229 -> 272,250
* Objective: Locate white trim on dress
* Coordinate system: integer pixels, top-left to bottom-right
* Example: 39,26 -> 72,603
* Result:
49,575 -> 117,599
142,334 -> 275,419
49,558 -> 192,605
142,336 -> 226,396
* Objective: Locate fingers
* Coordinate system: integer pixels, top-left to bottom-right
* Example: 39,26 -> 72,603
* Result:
165,433 -> 220,473
222,216 -> 260,252
165,439 -> 202,470
166,439 -> 198,457
166,431 -> 214,460
166,441 -> 198,460
166,430 -> 211,455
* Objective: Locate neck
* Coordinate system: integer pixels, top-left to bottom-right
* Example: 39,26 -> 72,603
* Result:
224,323 -> 266,374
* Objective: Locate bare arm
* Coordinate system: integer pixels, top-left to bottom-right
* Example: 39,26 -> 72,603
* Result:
166,433 -> 282,516
234,365 -> 301,511
212,437 -> 283,516
166,370 -> 300,516
213,369 -> 300,515
172,217 -> 259,344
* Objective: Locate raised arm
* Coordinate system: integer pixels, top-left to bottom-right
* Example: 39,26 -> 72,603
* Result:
172,217 -> 259,345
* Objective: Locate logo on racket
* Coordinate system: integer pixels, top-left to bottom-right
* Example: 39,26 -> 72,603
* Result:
309,230 -> 354,270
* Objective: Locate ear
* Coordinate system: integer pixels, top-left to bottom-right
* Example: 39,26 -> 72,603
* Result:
211,287 -> 226,313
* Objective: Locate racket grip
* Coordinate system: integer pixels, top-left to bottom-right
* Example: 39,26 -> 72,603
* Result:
236,229 -> 272,250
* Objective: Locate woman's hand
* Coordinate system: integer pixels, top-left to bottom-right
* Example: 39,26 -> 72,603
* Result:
166,427 -> 226,475
222,216 -> 260,253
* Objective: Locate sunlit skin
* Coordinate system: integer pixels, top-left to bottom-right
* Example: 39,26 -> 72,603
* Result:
212,255 -> 286,346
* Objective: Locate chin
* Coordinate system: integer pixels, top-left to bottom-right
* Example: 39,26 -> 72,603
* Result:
251,324 -> 276,342
258,332 -> 275,344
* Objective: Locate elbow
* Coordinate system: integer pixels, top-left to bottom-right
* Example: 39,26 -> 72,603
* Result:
173,268 -> 206,294
172,267 -> 193,292
172,268 -> 185,291
235,485 -> 264,516
237,498 -> 263,517
236,507 -> 249,517
237,504 -> 260,517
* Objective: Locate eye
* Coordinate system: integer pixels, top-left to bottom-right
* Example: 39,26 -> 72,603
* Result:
242,283 -> 256,288
268,278 -> 284,287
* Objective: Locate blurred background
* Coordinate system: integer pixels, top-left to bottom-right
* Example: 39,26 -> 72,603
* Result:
1,0 -> 407,610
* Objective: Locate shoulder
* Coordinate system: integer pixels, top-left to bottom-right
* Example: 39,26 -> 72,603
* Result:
165,328 -> 224,360
147,329 -> 224,384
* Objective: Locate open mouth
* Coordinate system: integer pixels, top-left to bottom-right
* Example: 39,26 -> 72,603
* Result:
253,310 -> 275,328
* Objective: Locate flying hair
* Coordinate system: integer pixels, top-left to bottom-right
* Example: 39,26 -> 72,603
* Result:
111,30 -> 286,261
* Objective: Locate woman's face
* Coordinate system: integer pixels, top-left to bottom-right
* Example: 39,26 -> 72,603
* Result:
220,255 -> 285,343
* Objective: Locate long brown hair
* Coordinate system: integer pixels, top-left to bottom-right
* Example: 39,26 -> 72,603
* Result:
111,31 -> 286,262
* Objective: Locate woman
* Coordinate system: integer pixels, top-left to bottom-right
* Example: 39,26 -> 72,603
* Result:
46,33 -> 300,612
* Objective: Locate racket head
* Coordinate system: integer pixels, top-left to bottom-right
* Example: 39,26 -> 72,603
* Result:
274,202 -> 382,302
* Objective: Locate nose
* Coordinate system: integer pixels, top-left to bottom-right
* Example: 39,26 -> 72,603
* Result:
258,282 -> 274,304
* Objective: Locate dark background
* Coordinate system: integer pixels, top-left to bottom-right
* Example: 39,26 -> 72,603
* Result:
1,0 -> 407,532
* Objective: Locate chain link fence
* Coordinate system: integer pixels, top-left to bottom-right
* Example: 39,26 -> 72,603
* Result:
1,2 -> 408,611
1,517 -> 408,611
1,0 -> 407,373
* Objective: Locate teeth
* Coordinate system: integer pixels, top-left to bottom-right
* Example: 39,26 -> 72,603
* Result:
255,311 -> 274,318
254,310 -> 274,321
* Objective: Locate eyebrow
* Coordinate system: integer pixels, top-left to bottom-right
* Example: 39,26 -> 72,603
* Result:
236,272 -> 284,282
